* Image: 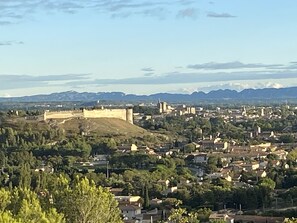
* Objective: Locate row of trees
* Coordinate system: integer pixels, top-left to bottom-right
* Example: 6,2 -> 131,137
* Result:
0,177 -> 122,223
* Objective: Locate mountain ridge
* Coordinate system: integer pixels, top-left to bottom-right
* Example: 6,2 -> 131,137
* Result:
1,87 -> 297,103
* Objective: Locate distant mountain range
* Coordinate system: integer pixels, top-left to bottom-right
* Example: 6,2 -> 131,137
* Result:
1,87 -> 297,103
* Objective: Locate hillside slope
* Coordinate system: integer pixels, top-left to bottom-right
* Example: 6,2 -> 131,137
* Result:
59,118 -> 147,137
1,116 -> 148,138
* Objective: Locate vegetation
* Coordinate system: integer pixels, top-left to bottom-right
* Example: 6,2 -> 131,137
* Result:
0,177 -> 121,223
1,104 -> 297,222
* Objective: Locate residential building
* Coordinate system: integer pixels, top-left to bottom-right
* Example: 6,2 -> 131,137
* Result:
193,153 -> 208,164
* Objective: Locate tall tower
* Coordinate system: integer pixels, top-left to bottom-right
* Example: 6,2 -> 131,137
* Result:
158,100 -> 167,113
162,102 -> 167,113
242,106 -> 247,116
261,108 -> 265,117
157,100 -> 162,113
126,108 -> 133,124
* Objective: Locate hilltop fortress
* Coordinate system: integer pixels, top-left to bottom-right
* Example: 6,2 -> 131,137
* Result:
43,108 -> 133,124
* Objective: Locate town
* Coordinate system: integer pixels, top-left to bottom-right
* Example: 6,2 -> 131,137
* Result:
1,101 -> 297,223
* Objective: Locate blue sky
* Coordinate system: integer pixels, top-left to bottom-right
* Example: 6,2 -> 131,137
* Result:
0,0 -> 297,96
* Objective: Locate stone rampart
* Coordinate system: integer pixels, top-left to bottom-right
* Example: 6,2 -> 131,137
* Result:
44,108 -> 133,124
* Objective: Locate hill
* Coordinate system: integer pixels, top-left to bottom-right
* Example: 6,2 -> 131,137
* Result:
1,116 -> 148,138
58,118 -> 147,137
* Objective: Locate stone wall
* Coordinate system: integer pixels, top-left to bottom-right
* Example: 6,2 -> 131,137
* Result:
44,108 -> 133,124
83,109 -> 130,123
44,110 -> 82,120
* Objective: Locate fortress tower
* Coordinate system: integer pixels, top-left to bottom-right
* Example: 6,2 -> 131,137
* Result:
126,108 -> 133,124
158,101 -> 167,113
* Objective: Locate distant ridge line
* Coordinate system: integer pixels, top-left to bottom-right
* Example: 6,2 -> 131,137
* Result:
1,87 -> 297,103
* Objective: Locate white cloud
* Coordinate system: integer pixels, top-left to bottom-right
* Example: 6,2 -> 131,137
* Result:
187,61 -> 282,70
0,41 -> 24,46
177,8 -> 198,19
176,82 -> 285,93
207,12 -> 236,18
261,82 -> 283,89
0,0 -> 200,24
0,73 -> 90,90
2,93 -> 11,98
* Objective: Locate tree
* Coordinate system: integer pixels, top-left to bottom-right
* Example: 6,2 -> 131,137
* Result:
284,218 -> 297,223
56,177 -> 122,223
267,153 -> 279,160
16,197 -> 64,223
0,211 -> 18,223
196,208 -> 212,222
0,187 -> 64,223
162,198 -> 182,209
18,163 -> 31,189
258,178 -> 276,207
279,135 -> 294,143
168,208 -> 200,223
168,208 -> 188,223
259,178 -> 276,191
288,149 -> 297,165
0,188 -> 11,212
184,144 -> 196,153
143,184 -> 150,209
206,156 -> 218,173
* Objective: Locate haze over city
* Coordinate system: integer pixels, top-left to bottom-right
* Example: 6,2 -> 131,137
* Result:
1,0 -> 297,97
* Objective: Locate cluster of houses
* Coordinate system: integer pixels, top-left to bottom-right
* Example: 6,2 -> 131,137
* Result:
191,143 -> 288,184
98,140 -> 292,223
70,103 -> 296,223
135,103 -> 296,143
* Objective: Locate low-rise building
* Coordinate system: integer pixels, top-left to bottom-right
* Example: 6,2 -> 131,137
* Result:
209,213 -> 234,223
118,144 -> 138,153
120,204 -> 142,220
193,153 -> 208,164
116,196 -> 143,221
200,138 -> 228,150
162,186 -> 178,196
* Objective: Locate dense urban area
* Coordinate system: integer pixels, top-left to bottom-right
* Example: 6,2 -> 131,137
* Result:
1,100 -> 297,223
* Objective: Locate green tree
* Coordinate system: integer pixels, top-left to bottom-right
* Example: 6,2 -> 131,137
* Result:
0,187 -> 64,223
288,149 -> 297,165
168,208 -> 188,223
168,208 -> 200,223
19,163 -> 31,189
0,211 -> 19,223
280,135 -> 294,143
56,177 -> 122,223
16,196 -> 64,223
0,188 -> 11,212
143,184 -> 150,209
184,144 -> 196,153
196,208 -> 212,222
259,178 -> 276,191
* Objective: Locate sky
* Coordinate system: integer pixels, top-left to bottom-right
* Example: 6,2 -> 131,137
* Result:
1,0 -> 297,97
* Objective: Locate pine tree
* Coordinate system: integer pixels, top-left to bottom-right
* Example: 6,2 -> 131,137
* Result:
143,184 -> 149,209
54,176 -> 123,223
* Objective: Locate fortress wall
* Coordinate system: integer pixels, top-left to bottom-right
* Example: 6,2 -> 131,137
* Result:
83,109 -> 127,121
44,108 -> 134,124
44,110 -> 83,120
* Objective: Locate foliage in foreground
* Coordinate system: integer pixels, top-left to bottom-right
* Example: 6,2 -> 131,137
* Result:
0,177 -> 123,223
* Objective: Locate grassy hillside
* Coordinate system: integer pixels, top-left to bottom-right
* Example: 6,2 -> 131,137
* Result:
1,116 -> 146,136
59,118 -> 147,137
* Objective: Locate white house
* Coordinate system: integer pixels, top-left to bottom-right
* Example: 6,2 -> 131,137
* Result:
193,153 -> 208,164
120,204 -> 142,220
